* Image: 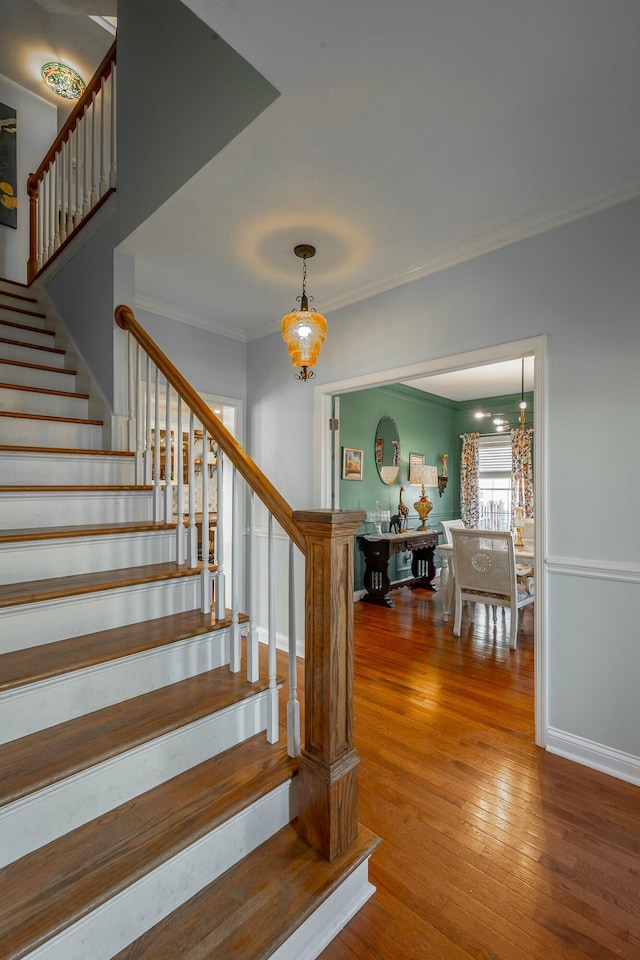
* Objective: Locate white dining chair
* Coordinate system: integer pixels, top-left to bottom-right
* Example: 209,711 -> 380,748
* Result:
451,528 -> 534,650
441,518 -> 465,544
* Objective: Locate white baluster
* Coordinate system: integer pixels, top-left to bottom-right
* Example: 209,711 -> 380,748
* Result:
49,164 -> 55,256
99,74 -> 107,197
266,513 -> 279,743
52,158 -> 59,252
287,540 -> 300,757
164,380 -> 172,523
127,334 -> 136,455
200,430 -> 211,614
144,353 -> 152,485
175,396 -> 185,564
135,342 -> 143,483
67,133 -> 73,235
83,103 -> 90,216
59,145 -> 66,244
214,452 -> 225,622
153,367 -> 161,520
246,488 -> 259,683
188,412 -> 197,567
39,172 -> 47,266
230,465 -> 241,672
77,117 -> 84,227
110,65 -> 117,188
90,91 -> 98,207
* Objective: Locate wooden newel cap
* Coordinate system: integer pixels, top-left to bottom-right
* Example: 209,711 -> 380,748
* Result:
293,509 -> 366,531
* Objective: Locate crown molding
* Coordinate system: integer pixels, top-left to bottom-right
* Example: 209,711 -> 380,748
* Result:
319,175 -> 640,316
134,296 -> 248,342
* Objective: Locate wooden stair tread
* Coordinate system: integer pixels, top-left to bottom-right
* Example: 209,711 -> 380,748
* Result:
0,335 -> 63,355
0,520 -> 174,544
0,286 -> 38,304
0,559 -> 209,609
0,607 -> 246,691
0,735 -> 297,960
114,824 -> 379,960
0,445 -> 134,457
0,301 -> 45,319
0,381 -> 89,399
0,664 -> 265,807
0,357 -> 76,375
0,317 -> 54,337
0,410 -> 102,425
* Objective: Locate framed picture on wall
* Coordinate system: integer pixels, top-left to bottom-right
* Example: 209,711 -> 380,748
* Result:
0,101 -> 18,230
342,446 -> 364,480
408,452 -> 424,481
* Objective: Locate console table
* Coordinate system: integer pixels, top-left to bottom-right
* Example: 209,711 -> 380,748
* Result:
358,529 -> 441,607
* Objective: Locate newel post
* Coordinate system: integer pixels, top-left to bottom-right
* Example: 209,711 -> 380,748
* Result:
27,174 -> 39,284
292,508 -> 366,861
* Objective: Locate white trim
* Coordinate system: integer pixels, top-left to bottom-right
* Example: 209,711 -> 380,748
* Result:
257,625 -> 304,661
135,296 -> 248,342
546,556 -> 640,583
271,860 -> 375,960
546,728 -> 640,787
315,335 -> 548,748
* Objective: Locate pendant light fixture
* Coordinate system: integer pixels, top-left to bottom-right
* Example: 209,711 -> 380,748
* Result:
281,244 -> 327,381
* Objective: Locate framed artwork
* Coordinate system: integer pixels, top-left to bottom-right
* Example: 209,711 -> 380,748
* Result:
0,101 -> 17,229
342,446 -> 364,481
408,452 -> 424,481
375,437 -> 384,463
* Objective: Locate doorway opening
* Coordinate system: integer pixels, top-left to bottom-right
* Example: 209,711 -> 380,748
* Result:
314,335 -> 547,746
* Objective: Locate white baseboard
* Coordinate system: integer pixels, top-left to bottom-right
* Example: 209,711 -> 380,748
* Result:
546,727 -> 640,786
256,626 -> 305,660
272,859 -> 375,960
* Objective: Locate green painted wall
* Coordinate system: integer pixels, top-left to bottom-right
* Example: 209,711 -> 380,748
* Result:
339,385 -> 534,590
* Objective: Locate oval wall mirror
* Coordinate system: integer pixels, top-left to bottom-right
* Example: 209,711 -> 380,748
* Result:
374,416 -> 400,484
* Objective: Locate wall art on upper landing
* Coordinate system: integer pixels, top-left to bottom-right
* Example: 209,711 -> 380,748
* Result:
0,101 -> 17,229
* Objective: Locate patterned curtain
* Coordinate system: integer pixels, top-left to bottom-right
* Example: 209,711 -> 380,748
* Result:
511,428 -> 534,523
460,433 -> 480,528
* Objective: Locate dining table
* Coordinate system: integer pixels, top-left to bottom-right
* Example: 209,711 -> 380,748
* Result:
438,539 -> 534,621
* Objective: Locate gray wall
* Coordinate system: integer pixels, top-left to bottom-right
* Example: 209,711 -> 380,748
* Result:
44,0 -> 278,408
0,75 -> 56,282
247,198 -> 640,770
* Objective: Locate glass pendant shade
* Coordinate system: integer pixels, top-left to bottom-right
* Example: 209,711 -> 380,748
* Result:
41,62 -> 86,100
281,244 -> 327,380
281,297 -> 327,380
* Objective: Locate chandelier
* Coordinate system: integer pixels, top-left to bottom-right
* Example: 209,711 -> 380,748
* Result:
281,244 -> 327,381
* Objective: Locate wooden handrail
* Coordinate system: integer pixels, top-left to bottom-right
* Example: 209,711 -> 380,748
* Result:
29,41 -> 117,187
115,304 -> 306,555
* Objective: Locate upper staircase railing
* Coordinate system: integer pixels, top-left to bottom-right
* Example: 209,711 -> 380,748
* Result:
115,304 -> 364,861
28,42 -> 117,283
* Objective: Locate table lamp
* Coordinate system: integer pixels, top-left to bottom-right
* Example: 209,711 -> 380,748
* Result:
410,464 -> 438,530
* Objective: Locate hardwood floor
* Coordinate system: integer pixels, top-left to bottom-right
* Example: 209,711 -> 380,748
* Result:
316,587 -> 640,960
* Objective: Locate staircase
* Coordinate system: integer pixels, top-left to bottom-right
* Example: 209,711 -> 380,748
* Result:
0,277 -> 377,960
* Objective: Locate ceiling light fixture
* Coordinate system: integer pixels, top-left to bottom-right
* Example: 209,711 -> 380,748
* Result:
281,244 -> 327,381
40,62 -> 86,100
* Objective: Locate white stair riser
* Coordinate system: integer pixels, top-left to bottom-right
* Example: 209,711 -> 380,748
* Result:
0,340 -> 65,368
0,692 -> 272,867
0,450 -> 134,485
0,307 -> 46,329
0,629 -> 231,745
0,528 -> 179,584
0,385 -> 88,419
0,360 -> 76,392
0,323 -> 53,347
0,489 -> 153,528
18,778 -> 297,960
0,575 -> 204,652
0,414 -> 102,448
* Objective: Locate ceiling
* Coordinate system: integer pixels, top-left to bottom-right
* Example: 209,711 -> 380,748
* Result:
1,1 -> 115,120
5,1 -> 640,400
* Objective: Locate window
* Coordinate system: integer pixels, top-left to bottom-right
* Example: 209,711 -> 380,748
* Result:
477,435 -> 512,530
